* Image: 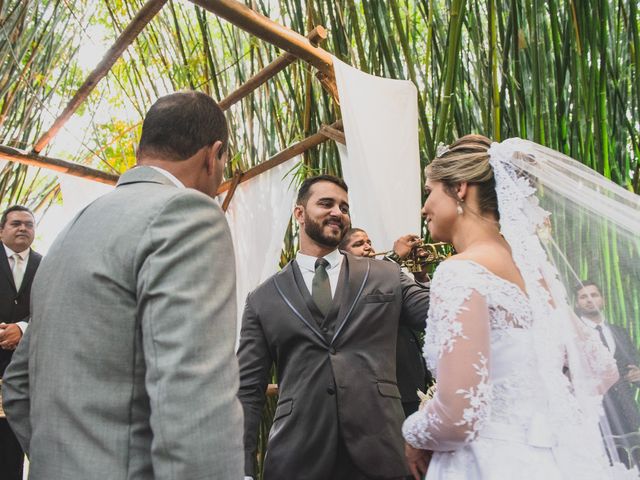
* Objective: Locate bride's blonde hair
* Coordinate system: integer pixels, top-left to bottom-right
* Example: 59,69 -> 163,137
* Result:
426,134 -> 499,220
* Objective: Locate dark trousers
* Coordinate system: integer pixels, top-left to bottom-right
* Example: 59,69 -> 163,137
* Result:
331,433 -> 406,480
0,418 -> 23,480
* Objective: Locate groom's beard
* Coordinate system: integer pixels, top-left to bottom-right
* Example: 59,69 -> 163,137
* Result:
304,213 -> 347,248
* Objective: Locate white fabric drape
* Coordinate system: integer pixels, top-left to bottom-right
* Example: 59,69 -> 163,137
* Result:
333,56 -> 422,252
219,157 -> 299,338
36,174 -> 113,253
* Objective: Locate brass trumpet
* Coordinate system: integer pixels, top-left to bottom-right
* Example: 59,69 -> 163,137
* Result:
373,241 -> 452,273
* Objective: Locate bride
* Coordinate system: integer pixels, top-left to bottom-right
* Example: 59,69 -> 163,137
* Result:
402,135 -> 640,479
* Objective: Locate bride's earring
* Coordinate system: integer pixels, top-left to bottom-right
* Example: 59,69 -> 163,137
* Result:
456,199 -> 464,215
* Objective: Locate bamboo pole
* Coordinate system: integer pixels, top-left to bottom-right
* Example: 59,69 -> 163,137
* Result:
217,120 -> 343,195
0,145 -> 119,185
31,0 -> 169,154
189,0 -> 334,76
219,26 -> 327,111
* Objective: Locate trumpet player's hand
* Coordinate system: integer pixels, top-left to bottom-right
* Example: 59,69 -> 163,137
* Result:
412,246 -> 431,284
393,234 -> 421,260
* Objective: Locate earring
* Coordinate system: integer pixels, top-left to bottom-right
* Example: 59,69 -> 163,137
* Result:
456,199 -> 464,215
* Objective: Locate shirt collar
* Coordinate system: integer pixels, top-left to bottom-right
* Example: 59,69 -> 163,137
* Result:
580,315 -> 608,329
3,244 -> 29,261
296,249 -> 343,272
148,166 -> 185,188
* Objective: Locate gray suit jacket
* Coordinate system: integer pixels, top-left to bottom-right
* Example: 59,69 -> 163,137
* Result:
2,167 -> 244,479
238,253 -> 429,479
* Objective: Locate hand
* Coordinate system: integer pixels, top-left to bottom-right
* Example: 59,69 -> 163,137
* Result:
393,234 -> 421,260
0,323 -> 22,350
625,365 -> 640,383
405,442 -> 431,480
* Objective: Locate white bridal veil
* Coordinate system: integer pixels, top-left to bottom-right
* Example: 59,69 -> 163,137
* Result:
489,138 -> 640,472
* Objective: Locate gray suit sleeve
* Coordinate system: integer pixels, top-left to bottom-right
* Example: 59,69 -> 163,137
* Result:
3,325 -> 32,454
399,270 -> 430,330
136,192 -> 243,479
237,293 -> 273,477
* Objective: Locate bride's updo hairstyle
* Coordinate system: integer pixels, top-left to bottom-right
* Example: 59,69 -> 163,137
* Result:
426,134 -> 499,221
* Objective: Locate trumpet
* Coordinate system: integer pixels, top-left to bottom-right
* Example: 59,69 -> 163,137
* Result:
373,241 -> 452,273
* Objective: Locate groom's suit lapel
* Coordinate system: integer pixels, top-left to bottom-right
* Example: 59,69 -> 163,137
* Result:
331,253 -> 369,345
273,261 -> 329,346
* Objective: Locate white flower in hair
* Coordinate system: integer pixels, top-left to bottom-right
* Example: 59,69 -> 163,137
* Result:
436,142 -> 450,157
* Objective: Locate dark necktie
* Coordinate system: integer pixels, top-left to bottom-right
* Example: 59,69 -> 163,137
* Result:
595,324 -> 610,350
312,258 -> 332,316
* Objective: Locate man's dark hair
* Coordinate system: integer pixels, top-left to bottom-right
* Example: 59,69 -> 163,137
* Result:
296,174 -> 348,206
574,280 -> 602,296
338,227 -> 366,250
1,205 -> 34,228
137,91 -> 228,162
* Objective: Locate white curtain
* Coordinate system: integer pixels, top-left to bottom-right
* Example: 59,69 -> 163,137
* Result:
219,157 -> 299,336
36,174 -> 113,253
333,56 -> 422,252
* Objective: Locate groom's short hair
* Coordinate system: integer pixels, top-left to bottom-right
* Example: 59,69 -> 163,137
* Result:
296,175 -> 349,206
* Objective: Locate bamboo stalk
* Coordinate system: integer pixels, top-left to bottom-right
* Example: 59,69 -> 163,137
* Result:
31,0 -> 169,154
434,0 -> 467,144
189,0 -> 333,76
219,26 -> 327,111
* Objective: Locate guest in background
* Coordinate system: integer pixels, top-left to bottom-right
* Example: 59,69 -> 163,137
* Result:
576,280 -> 640,468
0,205 -> 41,480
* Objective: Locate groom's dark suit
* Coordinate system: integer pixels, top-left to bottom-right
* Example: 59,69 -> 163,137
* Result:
238,252 -> 429,479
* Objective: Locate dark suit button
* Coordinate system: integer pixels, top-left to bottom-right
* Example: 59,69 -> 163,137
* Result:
327,386 -> 335,395
329,347 -> 336,355
321,327 -> 328,333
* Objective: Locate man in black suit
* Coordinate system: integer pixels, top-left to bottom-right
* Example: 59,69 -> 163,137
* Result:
0,205 -> 42,480
575,280 -> 640,468
339,228 -> 432,418
238,175 -> 429,480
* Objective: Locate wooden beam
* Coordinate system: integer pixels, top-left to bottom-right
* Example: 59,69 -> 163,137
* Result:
0,145 -> 119,185
219,25 -> 327,111
32,0 -> 168,154
190,0 -> 334,77
220,170 -> 242,211
217,120 -> 343,195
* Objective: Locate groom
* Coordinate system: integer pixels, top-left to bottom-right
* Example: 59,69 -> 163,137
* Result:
238,175 -> 429,479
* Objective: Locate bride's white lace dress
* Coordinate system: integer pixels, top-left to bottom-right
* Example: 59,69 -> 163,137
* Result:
402,259 -> 630,479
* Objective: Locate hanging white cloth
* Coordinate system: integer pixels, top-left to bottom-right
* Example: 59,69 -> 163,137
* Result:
219,157 -> 299,340
333,56 -> 422,251
36,173 -> 113,254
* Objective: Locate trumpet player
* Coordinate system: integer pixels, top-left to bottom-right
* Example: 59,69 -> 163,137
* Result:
339,228 -> 433,417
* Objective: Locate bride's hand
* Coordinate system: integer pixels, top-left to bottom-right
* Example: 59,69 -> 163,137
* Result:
405,442 -> 431,480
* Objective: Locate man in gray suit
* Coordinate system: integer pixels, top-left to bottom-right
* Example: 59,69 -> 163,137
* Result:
238,175 -> 429,479
2,91 -> 244,479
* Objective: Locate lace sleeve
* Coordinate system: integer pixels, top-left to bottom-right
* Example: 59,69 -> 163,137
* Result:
402,274 -> 491,451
